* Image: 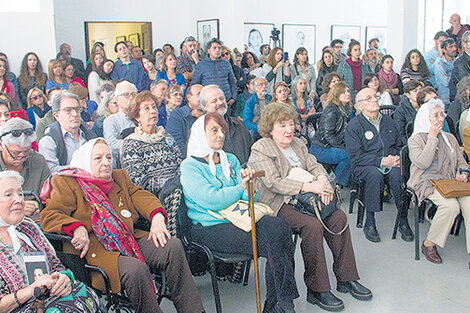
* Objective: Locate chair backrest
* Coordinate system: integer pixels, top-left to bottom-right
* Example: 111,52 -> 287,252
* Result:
405,121 -> 414,139
379,105 -> 396,118
176,195 -> 192,247
400,145 -> 411,190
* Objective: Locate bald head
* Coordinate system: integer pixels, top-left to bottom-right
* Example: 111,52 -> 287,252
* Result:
355,88 -> 376,104
355,88 -> 380,117
450,14 -> 461,27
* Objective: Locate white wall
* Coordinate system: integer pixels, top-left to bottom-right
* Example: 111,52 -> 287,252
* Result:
0,0 -> 56,75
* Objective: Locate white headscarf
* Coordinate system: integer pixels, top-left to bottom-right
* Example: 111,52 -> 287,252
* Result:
186,115 -> 230,180
412,98 -> 454,153
70,138 -> 111,174
0,172 -> 35,253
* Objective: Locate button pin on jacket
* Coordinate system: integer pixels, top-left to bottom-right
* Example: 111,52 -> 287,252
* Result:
365,131 -> 374,140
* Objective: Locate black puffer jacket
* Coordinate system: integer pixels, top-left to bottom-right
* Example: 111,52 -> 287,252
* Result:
311,102 -> 352,149
394,95 -> 417,146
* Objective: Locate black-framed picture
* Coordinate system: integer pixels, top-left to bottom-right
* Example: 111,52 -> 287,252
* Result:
128,33 -> 141,47
116,35 -> 126,43
365,26 -> 388,54
24,253 -> 50,285
282,24 -> 316,65
197,19 -> 220,51
244,22 -> 275,57
331,25 -> 362,55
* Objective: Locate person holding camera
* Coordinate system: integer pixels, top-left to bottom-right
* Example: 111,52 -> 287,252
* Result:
263,47 -> 291,95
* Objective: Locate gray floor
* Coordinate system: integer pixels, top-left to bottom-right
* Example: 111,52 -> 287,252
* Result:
158,191 -> 470,313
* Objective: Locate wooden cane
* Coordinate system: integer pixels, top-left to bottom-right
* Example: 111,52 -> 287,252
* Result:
244,170 -> 265,313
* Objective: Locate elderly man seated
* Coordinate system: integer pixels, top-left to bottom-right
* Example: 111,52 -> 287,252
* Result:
103,80 -> 136,168
0,118 -> 50,219
345,88 -> 414,243
243,77 -> 272,141
199,84 -> 252,164
38,92 -> 97,173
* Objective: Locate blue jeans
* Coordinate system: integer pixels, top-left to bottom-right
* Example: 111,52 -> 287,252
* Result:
309,144 -> 351,186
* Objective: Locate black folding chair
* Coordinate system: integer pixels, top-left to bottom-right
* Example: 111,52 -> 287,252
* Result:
176,200 -> 252,313
379,105 -> 396,117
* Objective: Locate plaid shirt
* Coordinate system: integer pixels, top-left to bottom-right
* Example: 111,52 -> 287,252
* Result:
177,53 -> 195,74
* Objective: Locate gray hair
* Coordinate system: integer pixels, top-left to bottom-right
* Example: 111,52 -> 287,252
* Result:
97,92 -> 115,118
0,118 -> 36,147
199,85 -> 225,112
462,31 -> 470,44
99,82 -> 115,94
252,77 -> 267,88
51,91 -> 79,113
150,79 -> 168,90
291,74 -> 311,101
114,81 -> 137,97
0,170 -> 24,185
184,36 -> 197,44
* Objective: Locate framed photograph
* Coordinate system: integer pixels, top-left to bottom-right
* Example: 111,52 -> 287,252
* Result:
128,33 -> 141,47
24,253 -> 50,285
365,26 -> 387,54
116,35 -> 126,43
331,25 -> 361,55
197,19 -> 220,51
282,24 -> 316,65
244,22 -> 275,57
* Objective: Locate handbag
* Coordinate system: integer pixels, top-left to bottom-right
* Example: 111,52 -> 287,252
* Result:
287,167 -> 348,235
207,200 -> 274,232
430,179 -> 470,198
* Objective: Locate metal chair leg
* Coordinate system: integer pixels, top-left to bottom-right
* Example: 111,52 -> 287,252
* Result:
206,251 -> 223,313
243,260 -> 251,286
356,184 -> 365,228
391,213 -> 399,239
415,201 -> 420,261
349,188 -> 357,214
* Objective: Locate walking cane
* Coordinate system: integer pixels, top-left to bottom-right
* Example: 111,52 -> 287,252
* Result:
245,170 -> 265,313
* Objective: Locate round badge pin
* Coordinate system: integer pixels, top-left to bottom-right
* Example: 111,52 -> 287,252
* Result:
120,209 -> 132,218
165,136 -> 174,146
365,131 -> 374,140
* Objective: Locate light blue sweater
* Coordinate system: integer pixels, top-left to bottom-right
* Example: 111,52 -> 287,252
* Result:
181,153 -> 257,226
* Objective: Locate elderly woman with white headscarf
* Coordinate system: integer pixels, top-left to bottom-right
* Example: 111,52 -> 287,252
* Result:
408,98 -> 470,265
180,112 -> 299,313
0,171 -> 102,312
40,138 -> 204,313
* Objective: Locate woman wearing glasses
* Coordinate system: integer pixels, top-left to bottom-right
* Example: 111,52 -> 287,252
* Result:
157,85 -> 184,128
0,118 -> 50,220
25,87 -> 50,129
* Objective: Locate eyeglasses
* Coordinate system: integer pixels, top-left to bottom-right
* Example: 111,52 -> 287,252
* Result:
117,92 -> 137,98
357,95 -> 381,102
3,145 -> 31,160
59,106 -> 84,114
222,52 -> 230,56
31,95 -> 42,101
0,128 -> 34,139
333,45 -> 343,49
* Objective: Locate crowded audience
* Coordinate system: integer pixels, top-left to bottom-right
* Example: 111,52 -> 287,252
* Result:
1,12 -> 470,312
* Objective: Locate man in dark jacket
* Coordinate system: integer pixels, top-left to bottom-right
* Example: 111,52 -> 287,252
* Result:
449,31 -> 470,101
191,38 -> 237,110
345,88 -> 413,243
59,43 -> 86,81
199,85 -> 252,165
394,80 -> 422,145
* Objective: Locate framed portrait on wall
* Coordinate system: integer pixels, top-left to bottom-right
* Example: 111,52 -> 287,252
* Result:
331,25 -> 361,55
116,35 -> 126,43
365,26 -> 387,54
197,19 -> 219,51
244,22 -> 275,57
282,24 -> 316,64
128,33 -> 141,47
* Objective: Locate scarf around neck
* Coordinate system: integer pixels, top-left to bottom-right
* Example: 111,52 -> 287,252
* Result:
125,126 -> 166,144
346,58 -> 363,91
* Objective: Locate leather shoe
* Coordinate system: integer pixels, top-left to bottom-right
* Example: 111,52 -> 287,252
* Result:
398,222 -> 414,242
307,290 -> 344,312
337,281 -> 373,301
421,241 -> 442,264
363,225 -> 381,243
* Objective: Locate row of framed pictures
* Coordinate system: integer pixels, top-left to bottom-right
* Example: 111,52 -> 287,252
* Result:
196,19 -> 387,64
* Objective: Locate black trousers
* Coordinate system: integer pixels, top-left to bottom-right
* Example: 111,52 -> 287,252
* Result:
192,216 -> 299,309
353,166 -> 408,218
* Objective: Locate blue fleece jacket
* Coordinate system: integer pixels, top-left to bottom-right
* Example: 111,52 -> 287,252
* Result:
243,94 -> 272,132
191,55 -> 237,101
181,153 -> 257,226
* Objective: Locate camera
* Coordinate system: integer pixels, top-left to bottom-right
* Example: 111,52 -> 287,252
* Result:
270,27 -> 280,42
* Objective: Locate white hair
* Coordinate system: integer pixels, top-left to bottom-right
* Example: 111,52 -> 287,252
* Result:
0,170 -> 24,185
199,85 -> 225,112
97,91 -> 115,118
0,118 -> 36,147
114,81 -> 137,97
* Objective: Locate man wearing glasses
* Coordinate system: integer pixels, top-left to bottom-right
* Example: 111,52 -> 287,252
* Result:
450,31 -> 470,101
192,38 -> 237,110
330,39 -> 347,64
38,92 -> 96,173
103,81 -> 137,168
0,118 -> 50,219
345,88 -> 413,243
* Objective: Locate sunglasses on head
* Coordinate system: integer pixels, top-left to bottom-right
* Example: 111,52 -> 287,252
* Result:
0,128 -> 34,138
